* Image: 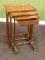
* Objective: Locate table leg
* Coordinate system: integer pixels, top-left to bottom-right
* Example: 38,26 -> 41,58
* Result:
9,16 -> 12,46
28,24 -> 37,50
12,18 -> 18,53
6,13 -> 10,44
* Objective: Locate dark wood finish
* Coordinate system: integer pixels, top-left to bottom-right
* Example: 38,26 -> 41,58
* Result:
9,16 -> 12,46
6,12 -> 9,44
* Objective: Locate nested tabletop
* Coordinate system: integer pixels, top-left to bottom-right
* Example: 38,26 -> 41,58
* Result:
5,4 -> 39,25
5,4 -> 36,13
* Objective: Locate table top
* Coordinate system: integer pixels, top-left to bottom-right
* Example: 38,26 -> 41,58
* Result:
5,4 -> 39,25
10,11 -> 38,17
5,4 -> 36,13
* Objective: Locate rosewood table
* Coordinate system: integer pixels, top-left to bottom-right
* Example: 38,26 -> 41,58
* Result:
5,4 -> 39,53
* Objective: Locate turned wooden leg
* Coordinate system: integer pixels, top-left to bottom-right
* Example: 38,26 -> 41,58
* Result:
28,24 -> 37,50
11,18 -> 18,53
28,24 -> 33,40
9,16 -> 12,46
6,12 -> 10,44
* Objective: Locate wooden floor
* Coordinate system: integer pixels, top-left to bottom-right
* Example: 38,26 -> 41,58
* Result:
0,22 -> 45,60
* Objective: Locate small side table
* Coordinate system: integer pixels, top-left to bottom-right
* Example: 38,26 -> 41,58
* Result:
5,4 -> 39,53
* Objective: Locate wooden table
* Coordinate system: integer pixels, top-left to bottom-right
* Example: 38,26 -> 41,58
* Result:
5,4 -> 39,53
